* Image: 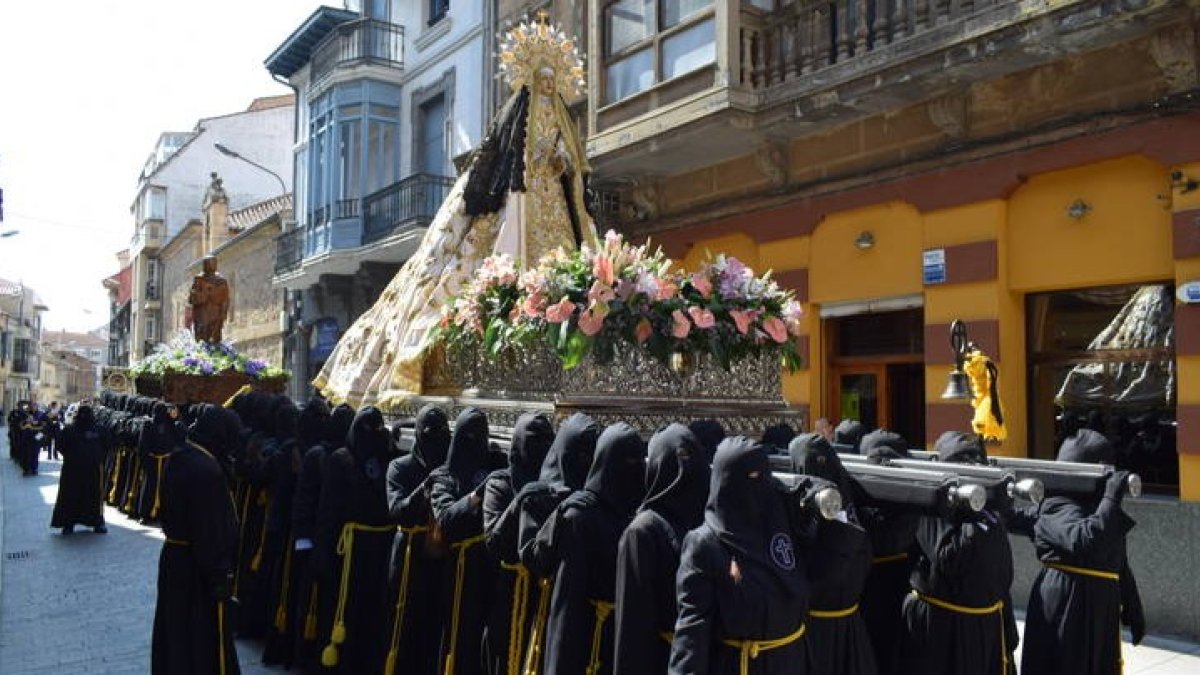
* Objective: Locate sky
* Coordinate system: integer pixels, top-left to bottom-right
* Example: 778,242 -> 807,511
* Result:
0,0 -> 326,333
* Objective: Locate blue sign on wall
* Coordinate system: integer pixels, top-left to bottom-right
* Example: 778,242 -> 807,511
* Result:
309,317 -> 340,362
923,248 -> 946,285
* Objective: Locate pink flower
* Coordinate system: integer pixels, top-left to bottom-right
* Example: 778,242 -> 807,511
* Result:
691,272 -> 713,299
635,318 -> 653,344
671,310 -> 692,339
545,297 -> 575,324
763,316 -> 789,344
523,291 -> 547,318
593,254 -> 615,286
730,309 -> 756,335
578,309 -> 605,336
655,279 -> 679,301
588,281 -> 616,304
688,306 -> 716,329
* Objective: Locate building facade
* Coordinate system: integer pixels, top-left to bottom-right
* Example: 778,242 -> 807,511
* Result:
0,278 -> 48,411
266,0 -> 490,398
113,97 -> 294,365
38,347 -> 97,406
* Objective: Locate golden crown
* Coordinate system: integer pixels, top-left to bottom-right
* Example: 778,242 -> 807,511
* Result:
498,11 -> 586,96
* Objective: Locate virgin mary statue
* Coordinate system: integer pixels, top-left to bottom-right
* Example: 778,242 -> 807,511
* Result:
313,14 -> 598,407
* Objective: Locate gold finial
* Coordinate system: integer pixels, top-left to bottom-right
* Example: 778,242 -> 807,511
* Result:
536,9 -> 550,23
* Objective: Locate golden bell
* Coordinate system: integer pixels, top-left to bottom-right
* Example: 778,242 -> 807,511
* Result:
941,369 -> 971,400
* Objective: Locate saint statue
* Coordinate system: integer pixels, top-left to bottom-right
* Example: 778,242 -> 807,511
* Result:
189,256 -> 230,343
313,13 -> 598,407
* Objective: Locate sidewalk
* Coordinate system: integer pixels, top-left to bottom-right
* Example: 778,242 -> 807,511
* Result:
0,433 -> 275,674
2,430 -> 1199,673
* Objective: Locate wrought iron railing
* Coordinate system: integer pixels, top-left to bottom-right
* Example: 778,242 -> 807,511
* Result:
336,198 -> 360,220
310,18 -> 404,90
362,173 -> 454,246
739,0 -> 999,90
144,283 -> 160,301
275,228 -> 305,274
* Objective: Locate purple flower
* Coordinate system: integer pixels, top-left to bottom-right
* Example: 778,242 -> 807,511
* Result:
199,361 -> 215,375
245,360 -> 266,376
182,357 -> 199,367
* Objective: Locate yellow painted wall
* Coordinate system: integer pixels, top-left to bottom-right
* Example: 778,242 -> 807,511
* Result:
1172,161 -> 1200,500
808,202 -> 924,304
1008,156 -> 1173,292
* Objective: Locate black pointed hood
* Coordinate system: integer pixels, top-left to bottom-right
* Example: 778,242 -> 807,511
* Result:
584,423 -> 647,518
833,420 -> 867,451
509,412 -> 555,490
935,430 -> 987,464
273,398 -> 299,443
1057,428 -> 1115,465
326,403 -> 355,449
860,429 -> 910,462
539,412 -> 600,490
789,432 -> 853,497
412,404 -> 451,470
706,436 -> 806,597
298,398 -> 330,448
446,407 -> 489,486
347,406 -> 389,463
688,419 -> 726,463
761,423 -> 796,455
642,423 -> 709,531
73,404 -> 95,429
189,403 -> 241,459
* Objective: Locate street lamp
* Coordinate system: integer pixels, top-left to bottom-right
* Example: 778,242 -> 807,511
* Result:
214,143 -> 288,197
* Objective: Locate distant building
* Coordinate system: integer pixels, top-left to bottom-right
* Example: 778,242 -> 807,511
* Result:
38,347 -> 96,406
102,250 -> 132,367
107,96 -> 294,366
0,278 -> 49,410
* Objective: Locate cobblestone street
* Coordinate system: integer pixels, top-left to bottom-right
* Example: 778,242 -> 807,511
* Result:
2,431 -> 1200,674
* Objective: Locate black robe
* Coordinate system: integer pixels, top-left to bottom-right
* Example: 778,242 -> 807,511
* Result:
262,436 -> 302,666
539,423 -> 646,675
900,510 -> 1017,675
50,414 -> 108,529
614,423 -> 708,675
313,407 -> 394,674
151,439 -> 241,675
1013,496 -> 1142,675
670,436 -> 811,675
429,407 -> 493,675
383,404 -> 450,675
482,412 -> 554,675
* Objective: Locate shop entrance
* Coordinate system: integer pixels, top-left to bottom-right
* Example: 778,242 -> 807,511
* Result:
826,308 -> 925,446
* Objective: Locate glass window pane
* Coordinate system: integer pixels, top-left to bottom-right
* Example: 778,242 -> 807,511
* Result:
368,120 -> 398,193
662,0 -> 712,28
606,0 -> 654,55
369,103 -> 399,119
340,119 -> 362,201
662,16 -> 715,80
419,95 -> 447,175
605,48 -> 654,103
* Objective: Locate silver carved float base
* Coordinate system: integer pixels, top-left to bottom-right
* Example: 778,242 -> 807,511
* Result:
387,343 -> 805,437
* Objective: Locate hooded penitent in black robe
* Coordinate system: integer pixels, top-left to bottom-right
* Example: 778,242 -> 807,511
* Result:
670,436 -> 811,675
538,423 -> 646,675
1013,429 -> 1144,675
515,412 -> 600,675
483,412 -> 555,675
834,420 -> 867,453
789,433 -> 877,675
855,429 -> 918,675
430,407 -> 495,675
614,424 -> 709,675
151,404 -> 241,675
50,405 -> 108,530
383,404 -> 451,675
900,431 -> 1016,675
313,406 -> 394,674
291,402 -> 352,672
233,394 -> 281,639
687,419 -> 726,464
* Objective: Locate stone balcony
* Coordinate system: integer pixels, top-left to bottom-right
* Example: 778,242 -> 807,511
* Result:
587,0 -> 1189,182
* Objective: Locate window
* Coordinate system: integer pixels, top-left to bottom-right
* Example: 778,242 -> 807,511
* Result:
603,0 -> 715,103
1027,283 -> 1177,493
145,259 -> 160,300
367,119 -> 399,194
146,315 -> 158,343
417,94 -> 448,176
428,0 -> 449,26
13,338 -> 30,373
339,117 -> 362,202
141,187 -> 166,221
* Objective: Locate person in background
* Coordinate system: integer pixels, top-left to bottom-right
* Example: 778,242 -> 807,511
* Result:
45,401 -> 62,461
761,423 -> 796,456
19,401 -> 45,476
832,420 -> 867,453
50,403 -> 109,534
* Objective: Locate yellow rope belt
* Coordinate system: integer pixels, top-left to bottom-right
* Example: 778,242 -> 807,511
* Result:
165,537 -> 190,546
585,599 -> 616,675
1042,563 -> 1124,674
810,602 -> 860,619
274,544 -> 294,632
1043,562 -> 1120,581
872,552 -> 908,565
913,591 -> 1008,671
321,522 -> 397,668
250,489 -> 272,572
722,623 -> 807,675
124,455 -> 142,512
522,578 -> 553,675
107,447 -> 125,503
150,453 -> 170,520
660,631 -> 674,644
384,525 -> 429,675
501,561 -> 532,675
218,600 -> 229,675
443,533 -> 487,675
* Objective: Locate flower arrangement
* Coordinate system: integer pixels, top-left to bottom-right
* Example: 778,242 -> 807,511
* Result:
434,231 -> 804,371
130,332 -> 291,381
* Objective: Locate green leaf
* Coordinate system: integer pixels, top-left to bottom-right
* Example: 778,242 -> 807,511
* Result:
483,320 -> 500,353
561,330 -> 591,369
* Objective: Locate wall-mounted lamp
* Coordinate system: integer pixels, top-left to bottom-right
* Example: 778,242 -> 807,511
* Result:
1066,199 -> 1092,221
854,231 -> 875,250
1171,169 -> 1199,194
